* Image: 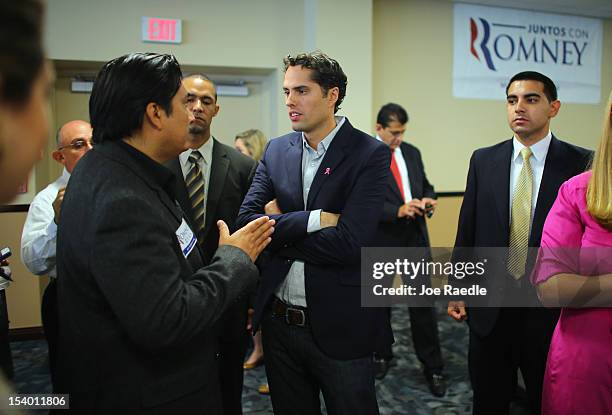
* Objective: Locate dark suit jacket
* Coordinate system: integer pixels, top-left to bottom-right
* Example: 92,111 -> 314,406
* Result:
237,119 -> 392,360
167,139 -> 257,263
167,139 -> 257,341
56,141 -> 258,414
376,142 -> 436,248
453,135 -> 592,336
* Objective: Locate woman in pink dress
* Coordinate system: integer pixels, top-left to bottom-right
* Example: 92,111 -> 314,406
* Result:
532,91 -> 612,414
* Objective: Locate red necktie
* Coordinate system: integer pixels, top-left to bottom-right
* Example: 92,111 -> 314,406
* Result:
390,152 -> 405,201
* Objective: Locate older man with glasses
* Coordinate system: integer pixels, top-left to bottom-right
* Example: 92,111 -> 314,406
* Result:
20,119 -> 93,390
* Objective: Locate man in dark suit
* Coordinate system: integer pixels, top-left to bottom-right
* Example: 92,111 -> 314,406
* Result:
373,103 -> 446,396
237,51 -> 391,415
55,53 -> 274,414
447,71 -> 592,414
166,74 -> 257,415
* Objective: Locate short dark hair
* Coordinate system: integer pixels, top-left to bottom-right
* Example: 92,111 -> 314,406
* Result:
506,71 -> 558,102
184,73 -> 217,101
283,51 -> 347,113
0,0 -> 45,107
90,53 -> 182,144
377,103 -> 409,127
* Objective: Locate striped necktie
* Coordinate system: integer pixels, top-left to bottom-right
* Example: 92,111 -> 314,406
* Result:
507,147 -> 533,279
186,150 -> 205,235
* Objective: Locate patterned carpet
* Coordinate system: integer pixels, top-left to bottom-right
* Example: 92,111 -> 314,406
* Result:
241,305 -> 474,415
9,305 -> 531,414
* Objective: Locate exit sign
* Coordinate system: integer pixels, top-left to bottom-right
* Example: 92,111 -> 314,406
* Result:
141,17 -> 182,44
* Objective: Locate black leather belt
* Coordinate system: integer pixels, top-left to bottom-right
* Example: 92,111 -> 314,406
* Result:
272,297 -> 308,327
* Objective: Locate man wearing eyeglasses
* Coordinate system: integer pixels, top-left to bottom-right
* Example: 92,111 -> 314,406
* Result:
20,119 -> 92,389
373,103 -> 446,396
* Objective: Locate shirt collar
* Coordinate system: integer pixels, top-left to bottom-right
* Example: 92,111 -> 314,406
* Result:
61,168 -> 71,181
301,116 -> 346,153
512,131 -> 552,163
374,134 -> 398,151
179,136 -> 214,170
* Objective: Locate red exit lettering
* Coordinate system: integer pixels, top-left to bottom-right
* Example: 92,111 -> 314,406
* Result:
148,18 -> 177,41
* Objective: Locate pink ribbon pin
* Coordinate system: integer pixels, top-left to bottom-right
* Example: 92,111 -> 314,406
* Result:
324,168 -> 331,175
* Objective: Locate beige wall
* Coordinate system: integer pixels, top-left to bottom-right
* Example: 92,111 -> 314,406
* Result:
306,0 -> 374,128
45,0 -> 375,136
373,0 -> 612,191
215,83 -> 267,146
427,196 -> 463,247
45,0 -> 305,70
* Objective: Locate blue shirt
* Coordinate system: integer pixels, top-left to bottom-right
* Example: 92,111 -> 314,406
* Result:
275,116 -> 346,306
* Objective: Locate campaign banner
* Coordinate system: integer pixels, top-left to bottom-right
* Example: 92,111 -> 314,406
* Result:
453,3 -> 603,103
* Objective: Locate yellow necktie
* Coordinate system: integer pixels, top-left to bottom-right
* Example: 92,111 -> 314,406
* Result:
507,147 -> 533,279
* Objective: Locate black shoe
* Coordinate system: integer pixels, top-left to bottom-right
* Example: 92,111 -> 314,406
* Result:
425,372 -> 447,397
373,357 -> 390,380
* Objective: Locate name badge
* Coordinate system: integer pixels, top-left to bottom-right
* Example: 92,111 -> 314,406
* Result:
176,218 -> 197,258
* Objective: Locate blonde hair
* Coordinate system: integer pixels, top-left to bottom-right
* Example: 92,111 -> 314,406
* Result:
586,90 -> 612,230
235,129 -> 267,161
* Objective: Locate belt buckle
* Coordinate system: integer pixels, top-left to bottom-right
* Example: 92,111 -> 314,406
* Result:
285,307 -> 306,327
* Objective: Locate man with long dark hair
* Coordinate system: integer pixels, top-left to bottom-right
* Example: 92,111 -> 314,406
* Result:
55,53 -> 274,413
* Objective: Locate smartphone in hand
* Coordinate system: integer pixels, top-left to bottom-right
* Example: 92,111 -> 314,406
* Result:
0,247 -> 11,262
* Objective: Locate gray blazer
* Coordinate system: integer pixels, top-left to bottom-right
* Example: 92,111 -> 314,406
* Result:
56,140 -> 257,414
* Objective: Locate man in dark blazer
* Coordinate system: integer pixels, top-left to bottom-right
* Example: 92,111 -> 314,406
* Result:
166,74 -> 257,415
55,53 -> 274,414
448,71 -> 592,414
237,52 -> 391,415
373,103 -> 446,396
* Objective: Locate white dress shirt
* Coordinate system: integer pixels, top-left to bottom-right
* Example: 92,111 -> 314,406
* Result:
375,136 -> 413,202
178,137 -> 214,225
276,116 -> 346,307
21,168 -> 70,278
509,132 -> 552,228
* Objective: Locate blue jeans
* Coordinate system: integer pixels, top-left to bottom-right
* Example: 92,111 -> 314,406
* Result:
261,307 -> 379,415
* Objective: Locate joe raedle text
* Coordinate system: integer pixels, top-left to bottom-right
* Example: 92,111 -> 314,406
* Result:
372,284 -> 487,297
369,257 -> 489,299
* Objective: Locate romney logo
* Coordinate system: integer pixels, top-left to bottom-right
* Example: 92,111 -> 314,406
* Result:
470,17 -> 496,70
468,17 -> 589,72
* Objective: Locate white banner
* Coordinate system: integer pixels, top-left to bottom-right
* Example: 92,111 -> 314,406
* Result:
453,3 -> 602,104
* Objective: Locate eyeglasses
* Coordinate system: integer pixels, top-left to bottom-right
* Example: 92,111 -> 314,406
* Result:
57,138 -> 92,151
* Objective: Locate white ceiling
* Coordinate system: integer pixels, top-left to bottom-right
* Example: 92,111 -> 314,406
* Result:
453,0 -> 612,19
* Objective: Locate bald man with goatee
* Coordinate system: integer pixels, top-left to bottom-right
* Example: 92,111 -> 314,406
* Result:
21,119 -> 93,389
166,74 -> 257,415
